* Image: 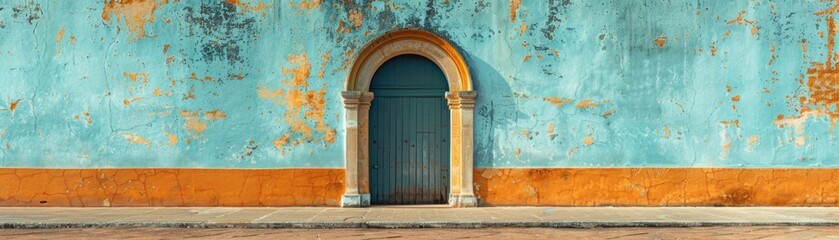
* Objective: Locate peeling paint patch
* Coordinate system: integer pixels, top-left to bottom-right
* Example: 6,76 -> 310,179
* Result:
815,0 -> 839,15
710,42 -> 718,56
654,34 -> 667,47
795,136 -> 807,147
318,51 -> 330,79
184,2 -> 256,65
184,119 -> 208,136
204,110 -> 227,121
747,135 -> 760,151
290,0 -> 322,9
102,0 -> 167,40
225,0 -> 271,12
582,137 -> 594,146
123,72 -> 148,84
348,10 -> 363,28
779,16 -> 839,135
721,139 -> 732,160
726,10 -> 759,36
55,27 -> 65,54
178,109 -> 225,138
509,0 -> 521,22
283,53 -> 311,87
273,135 -> 290,153
9,2 -> 41,24
120,132 -> 151,146
258,53 -> 335,151
123,97 -> 141,106
8,98 -> 22,113
542,97 -> 572,108
720,119 -> 741,128
575,99 -> 598,109
602,109 -> 616,118
165,132 -> 178,146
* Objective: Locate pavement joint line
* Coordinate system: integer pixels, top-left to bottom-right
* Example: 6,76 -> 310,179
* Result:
105,208 -> 161,224
764,210 -> 827,222
305,209 -> 327,222
248,209 -> 282,224
205,208 -> 243,223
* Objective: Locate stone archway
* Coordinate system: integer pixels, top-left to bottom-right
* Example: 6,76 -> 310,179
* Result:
341,29 -> 477,207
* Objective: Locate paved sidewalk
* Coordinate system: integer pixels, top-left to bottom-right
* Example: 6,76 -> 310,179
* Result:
1,207 -> 839,228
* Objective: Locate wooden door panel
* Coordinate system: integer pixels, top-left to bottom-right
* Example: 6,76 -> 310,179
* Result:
369,54 -> 449,205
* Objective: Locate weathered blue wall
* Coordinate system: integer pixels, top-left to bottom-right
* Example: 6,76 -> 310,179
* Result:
0,0 -> 837,168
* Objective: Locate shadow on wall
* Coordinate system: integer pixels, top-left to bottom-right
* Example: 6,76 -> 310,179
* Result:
461,51 -> 527,168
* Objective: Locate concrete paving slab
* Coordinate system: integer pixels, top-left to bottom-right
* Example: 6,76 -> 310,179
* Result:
1,207 -> 839,228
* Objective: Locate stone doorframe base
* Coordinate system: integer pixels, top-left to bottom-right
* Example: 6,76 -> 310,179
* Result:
341,29 -> 477,208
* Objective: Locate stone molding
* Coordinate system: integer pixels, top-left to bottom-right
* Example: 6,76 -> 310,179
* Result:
342,29 -> 476,208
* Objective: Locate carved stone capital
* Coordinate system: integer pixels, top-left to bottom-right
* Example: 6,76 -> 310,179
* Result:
445,91 -> 478,109
457,91 -> 477,109
342,91 -> 374,109
456,91 -> 477,100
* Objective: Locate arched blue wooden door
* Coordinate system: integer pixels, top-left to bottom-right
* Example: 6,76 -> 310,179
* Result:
369,54 -> 450,205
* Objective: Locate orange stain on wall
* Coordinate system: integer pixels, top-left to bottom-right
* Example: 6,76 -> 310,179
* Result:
9,99 -> 22,113
654,35 -> 667,47
165,132 -> 178,145
474,168 -> 839,206
778,16 -> 839,133
509,0 -> 521,22
102,0 -> 168,40
55,27 -> 65,54
119,132 -> 151,146
0,169 -> 344,207
318,51 -> 331,79
542,97 -> 572,107
803,17 -> 839,123
123,97 -> 142,106
259,53 -> 336,146
123,72 -> 148,84
184,119 -> 208,135
575,99 -> 599,108
726,10 -> 759,36
290,0 -> 322,9
283,54 -> 311,87
225,0 -> 271,12
204,109 -> 227,121
348,10 -> 363,28
55,27 -> 65,45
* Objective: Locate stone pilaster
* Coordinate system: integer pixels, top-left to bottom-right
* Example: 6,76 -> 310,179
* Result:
340,91 -> 374,207
446,91 -> 478,207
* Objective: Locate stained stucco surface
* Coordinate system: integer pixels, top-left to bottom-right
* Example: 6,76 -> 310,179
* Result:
0,0 -> 837,168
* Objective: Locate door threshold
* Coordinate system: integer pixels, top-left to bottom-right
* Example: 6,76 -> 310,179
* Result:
369,204 -> 451,209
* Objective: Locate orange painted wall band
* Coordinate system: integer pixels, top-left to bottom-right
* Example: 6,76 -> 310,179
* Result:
0,169 -> 345,207
474,168 -> 839,206
2,168 -> 837,207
